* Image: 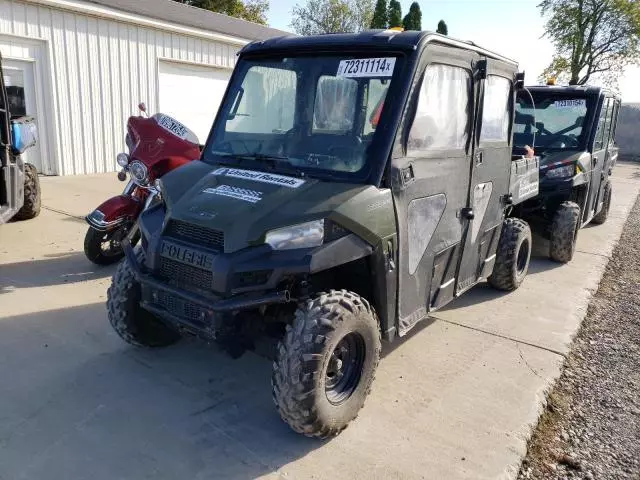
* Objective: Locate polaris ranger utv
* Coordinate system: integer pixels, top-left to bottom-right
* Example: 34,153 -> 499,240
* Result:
513,85 -> 620,263
107,30 -> 538,438
0,53 -> 41,224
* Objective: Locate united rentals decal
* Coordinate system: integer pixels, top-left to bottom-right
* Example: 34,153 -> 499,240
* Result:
202,185 -> 263,203
212,167 -> 305,189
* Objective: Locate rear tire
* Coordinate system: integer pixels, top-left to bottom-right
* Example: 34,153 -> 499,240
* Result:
488,218 -> 532,291
591,182 -> 612,225
106,250 -> 180,347
272,290 -> 381,439
549,201 -> 581,263
13,163 -> 41,221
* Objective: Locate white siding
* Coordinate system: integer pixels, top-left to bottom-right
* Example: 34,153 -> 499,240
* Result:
0,0 -> 240,175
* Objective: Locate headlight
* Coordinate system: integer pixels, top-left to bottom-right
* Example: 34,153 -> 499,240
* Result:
265,220 -> 325,251
129,160 -> 149,184
545,164 -> 575,179
116,153 -> 130,167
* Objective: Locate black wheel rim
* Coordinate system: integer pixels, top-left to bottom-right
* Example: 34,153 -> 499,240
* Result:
516,238 -> 530,275
100,227 -> 127,257
325,332 -> 366,405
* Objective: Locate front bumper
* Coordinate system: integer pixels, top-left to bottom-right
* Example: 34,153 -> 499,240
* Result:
123,243 -> 292,337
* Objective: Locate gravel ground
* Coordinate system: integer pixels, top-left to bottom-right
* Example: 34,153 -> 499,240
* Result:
517,197 -> 640,480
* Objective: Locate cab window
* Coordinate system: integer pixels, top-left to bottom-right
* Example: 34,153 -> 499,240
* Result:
480,75 -> 511,143
407,64 -> 471,154
594,98 -> 612,150
226,66 -> 297,134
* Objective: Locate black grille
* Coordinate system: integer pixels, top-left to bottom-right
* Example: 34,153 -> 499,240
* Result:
155,290 -> 206,323
165,220 -> 224,250
159,257 -> 213,290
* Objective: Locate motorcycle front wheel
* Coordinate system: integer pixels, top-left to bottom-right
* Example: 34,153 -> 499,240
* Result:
84,224 -> 137,265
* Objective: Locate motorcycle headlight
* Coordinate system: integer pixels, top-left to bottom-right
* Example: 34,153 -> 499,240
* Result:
129,160 -> 149,184
116,153 -> 130,167
265,220 -> 325,251
545,164 -> 575,179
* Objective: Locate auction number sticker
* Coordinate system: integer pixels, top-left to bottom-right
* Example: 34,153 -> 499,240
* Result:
337,57 -> 396,78
553,99 -> 586,108
156,114 -> 189,140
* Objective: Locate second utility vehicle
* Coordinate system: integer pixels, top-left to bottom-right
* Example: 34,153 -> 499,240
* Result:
107,30 -> 538,438
0,52 -> 41,225
513,85 -> 620,262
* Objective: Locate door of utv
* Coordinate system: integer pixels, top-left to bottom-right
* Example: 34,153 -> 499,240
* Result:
586,96 -> 612,223
456,60 -> 516,294
390,45 -> 479,336
0,52 -> 22,224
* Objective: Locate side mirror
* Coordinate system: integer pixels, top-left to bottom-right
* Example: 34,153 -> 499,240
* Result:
515,72 -> 525,90
138,102 -> 148,116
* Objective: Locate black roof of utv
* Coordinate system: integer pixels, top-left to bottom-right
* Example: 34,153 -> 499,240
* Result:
241,30 -> 518,66
524,85 -> 619,100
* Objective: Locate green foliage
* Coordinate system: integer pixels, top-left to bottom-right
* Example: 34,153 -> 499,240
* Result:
388,0 -> 402,28
291,0 -> 374,35
539,0 -> 640,87
436,19 -> 448,35
370,0 -> 388,29
402,2 -> 422,31
172,0 -> 269,24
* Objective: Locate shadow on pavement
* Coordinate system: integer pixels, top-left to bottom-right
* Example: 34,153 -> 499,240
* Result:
0,251 -> 116,292
382,317 -> 436,359
0,303 -> 321,480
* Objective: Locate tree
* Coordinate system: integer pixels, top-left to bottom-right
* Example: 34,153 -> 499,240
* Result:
539,0 -> 640,86
402,2 -> 422,31
370,0 -> 389,29
172,0 -> 269,25
291,0 -> 374,35
437,19 -> 448,35
388,0 -> 402,28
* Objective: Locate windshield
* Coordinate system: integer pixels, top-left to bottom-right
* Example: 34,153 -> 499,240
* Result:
515,92 -> 591,151
203,55 -> 398,178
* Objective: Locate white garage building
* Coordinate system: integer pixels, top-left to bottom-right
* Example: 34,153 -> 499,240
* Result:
0,0 -> 286,175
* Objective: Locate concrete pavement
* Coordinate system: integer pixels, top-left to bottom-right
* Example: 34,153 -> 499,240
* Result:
1,163 -> 639,480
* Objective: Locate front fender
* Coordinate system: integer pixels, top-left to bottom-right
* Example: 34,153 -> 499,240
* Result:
86,195 -> 143,231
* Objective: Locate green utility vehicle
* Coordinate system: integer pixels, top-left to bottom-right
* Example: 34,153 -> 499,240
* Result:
513,85 -> 620,262
107,30 -> 538,438
0,53 -> 41,224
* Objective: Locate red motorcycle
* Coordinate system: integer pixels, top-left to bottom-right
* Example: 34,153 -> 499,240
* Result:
84,103 -> 201,265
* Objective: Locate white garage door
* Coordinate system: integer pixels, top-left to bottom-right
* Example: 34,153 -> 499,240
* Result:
158,61 -> 231,144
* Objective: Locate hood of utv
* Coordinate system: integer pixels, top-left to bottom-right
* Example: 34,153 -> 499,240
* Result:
161,162 -> 373,253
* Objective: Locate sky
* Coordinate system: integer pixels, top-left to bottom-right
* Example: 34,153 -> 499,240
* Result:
266,0 -> 640,102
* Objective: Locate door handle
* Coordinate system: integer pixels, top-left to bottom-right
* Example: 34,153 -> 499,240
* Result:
592,156 -> 598,165
461,207 -> 475,220
475,151 -> 483,165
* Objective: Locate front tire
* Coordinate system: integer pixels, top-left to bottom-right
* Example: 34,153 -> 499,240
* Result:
106,250 -> 180,347
13,163 -> 41,221
84,226 -> 127,265
272,290 -> 381,439
591,182 -> 612,225
488,218 -> 532,291
549,201 -> 581,263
